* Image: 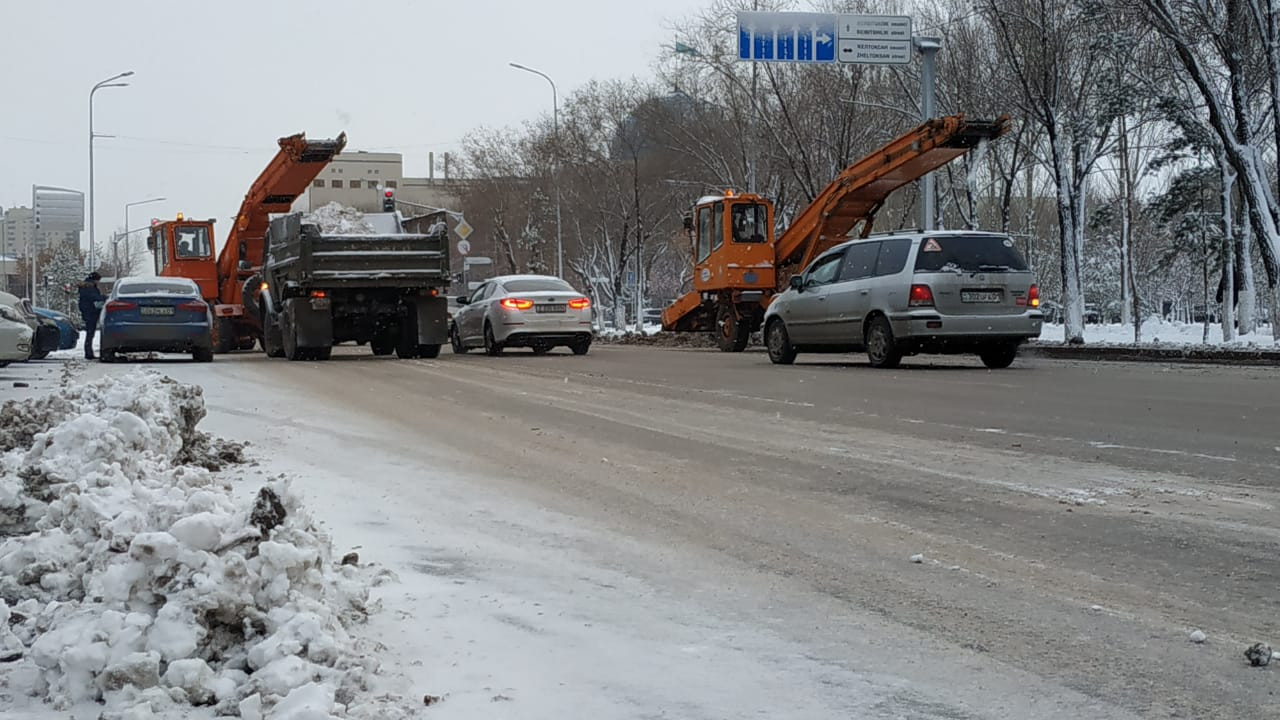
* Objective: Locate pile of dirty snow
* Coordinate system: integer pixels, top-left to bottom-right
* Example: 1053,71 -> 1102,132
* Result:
0,371 -> 415,719
302,202 -> 377,235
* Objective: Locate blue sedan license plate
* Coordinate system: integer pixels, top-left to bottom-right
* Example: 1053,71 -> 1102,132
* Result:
140,306 -> 174,316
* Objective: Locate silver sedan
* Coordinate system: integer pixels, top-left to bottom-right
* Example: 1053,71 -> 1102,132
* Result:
450,274 -> 594,356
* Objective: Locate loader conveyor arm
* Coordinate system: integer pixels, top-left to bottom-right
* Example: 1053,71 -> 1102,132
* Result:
774,114 -> 1009,285
216,132 -> 347,305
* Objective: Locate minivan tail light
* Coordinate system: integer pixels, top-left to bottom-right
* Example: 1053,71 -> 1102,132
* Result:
1028,284 -> 1040,308
908,284 -> 934,307
568,298 -> 591,309
500,298 -> 534,310
104,300 -> 137,313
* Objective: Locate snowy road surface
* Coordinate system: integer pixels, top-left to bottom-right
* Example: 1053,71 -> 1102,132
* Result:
3,347 -> 1276,719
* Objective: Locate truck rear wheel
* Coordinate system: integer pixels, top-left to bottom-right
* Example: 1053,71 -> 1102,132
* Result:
262,309 -> 286,358
396,305 -> 421,358
282,311 -> 303,361
418,344 -> 441,359
370,335 -> 395,356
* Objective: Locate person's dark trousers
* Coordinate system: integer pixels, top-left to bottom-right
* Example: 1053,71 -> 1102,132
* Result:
83,315 -> 98,359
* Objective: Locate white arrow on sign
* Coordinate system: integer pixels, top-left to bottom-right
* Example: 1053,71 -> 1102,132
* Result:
457,239 -> 471,255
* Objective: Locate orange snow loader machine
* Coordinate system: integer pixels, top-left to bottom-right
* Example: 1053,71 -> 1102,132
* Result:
661,114 -> 1010,351
149,131 -> 347,352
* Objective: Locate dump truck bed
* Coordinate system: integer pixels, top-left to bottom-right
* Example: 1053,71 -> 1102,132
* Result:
265,213 -> 450,289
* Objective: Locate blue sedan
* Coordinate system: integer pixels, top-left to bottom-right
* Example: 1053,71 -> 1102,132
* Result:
32,307 -> 78,350
99,277 -> 214,363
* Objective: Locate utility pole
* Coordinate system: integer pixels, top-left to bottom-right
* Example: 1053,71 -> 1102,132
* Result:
509,62 -> 564,278
89,71 -> 133,266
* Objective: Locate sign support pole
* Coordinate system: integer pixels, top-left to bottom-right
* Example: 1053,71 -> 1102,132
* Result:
915,36 -> 941,232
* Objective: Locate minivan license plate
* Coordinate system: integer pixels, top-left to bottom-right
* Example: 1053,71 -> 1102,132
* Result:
140,306 -> 174,315
961,291 -> 1002,303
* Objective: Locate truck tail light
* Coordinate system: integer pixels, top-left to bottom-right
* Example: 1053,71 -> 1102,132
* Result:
500,298 -> 534,310
309,290 -> 327,299
908,284 -> 934,307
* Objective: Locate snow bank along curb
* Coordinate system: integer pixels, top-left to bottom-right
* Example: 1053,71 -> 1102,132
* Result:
0,370 -> 415,719
1025,341 -> 1280,367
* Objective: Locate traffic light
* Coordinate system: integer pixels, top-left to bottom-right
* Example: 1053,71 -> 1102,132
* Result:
382,189 -> 395,212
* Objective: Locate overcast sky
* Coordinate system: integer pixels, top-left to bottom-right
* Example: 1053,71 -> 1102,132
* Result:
1,0 -> 700,252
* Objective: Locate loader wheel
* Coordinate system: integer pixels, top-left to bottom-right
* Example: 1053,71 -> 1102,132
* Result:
716,303 -> 750,353
418,344 -> 442,359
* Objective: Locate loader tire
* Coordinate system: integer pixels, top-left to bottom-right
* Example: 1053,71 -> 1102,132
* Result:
716,303 -> 749,352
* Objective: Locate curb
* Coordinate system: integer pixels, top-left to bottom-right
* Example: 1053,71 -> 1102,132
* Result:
1025,343 -> 1280,367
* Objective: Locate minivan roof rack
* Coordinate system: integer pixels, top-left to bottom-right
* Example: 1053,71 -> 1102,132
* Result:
866,228 -> 921,237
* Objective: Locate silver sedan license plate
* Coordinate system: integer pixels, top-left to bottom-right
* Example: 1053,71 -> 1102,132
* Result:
535,304 -> 566,314
140,306 -> 174,316
961,290 -> 1002,303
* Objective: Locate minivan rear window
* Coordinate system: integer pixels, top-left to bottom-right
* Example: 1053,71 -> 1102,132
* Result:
914,235 -> 1028,272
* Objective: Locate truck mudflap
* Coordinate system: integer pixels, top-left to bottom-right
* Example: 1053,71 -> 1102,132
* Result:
405,295 -> 449,346
283,297 -> 333,352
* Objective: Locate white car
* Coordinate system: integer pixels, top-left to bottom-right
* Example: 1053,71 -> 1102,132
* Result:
0,303 -> 34,367
449,274 -> 594,356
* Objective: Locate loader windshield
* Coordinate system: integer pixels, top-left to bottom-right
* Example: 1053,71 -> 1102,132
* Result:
731,203 -> 767,243
174,225 -> 212,258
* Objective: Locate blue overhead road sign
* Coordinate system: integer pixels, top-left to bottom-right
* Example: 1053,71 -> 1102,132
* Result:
737,11 -> 836,63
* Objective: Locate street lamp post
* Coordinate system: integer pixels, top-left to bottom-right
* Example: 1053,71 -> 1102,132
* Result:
89,71 -> 134,268
122,196 -> 164,277
508,62 -> 564,279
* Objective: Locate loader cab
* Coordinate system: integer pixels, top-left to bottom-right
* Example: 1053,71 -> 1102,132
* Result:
690,192 -> 776,293
148,216 -> 219,302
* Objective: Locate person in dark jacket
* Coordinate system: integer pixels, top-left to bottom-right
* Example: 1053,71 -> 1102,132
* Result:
78,272 -> 105,359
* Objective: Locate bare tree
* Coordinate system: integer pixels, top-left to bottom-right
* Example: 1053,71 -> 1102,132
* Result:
1138,0 -> 1280,342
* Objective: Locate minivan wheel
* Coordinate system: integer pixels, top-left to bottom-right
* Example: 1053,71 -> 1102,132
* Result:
865,315 -> 902,369
765,319 -> 797,365
979,342 -> 1019,369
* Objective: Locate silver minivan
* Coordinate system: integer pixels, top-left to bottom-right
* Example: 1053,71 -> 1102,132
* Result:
763,231 -> 1043,368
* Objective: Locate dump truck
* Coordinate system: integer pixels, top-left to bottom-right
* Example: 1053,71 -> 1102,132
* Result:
150,132 -> 348,352
248,209 -> 451,361
661,114 -> 1010,351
